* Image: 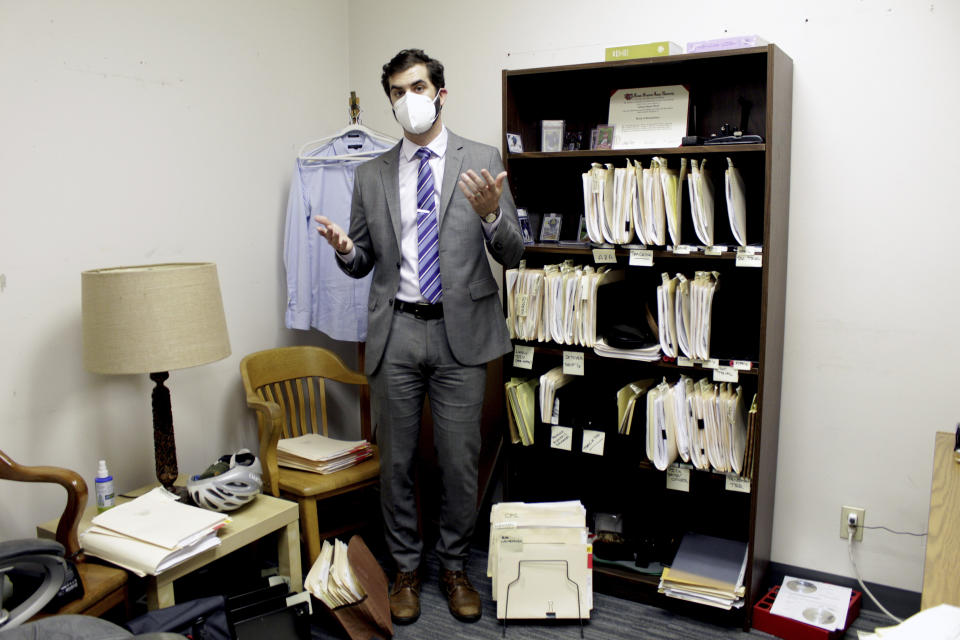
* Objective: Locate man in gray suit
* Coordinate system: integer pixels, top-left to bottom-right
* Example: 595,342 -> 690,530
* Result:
315,49 -> 522,624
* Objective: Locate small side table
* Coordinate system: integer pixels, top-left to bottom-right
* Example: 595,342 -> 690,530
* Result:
39,485 -> 302,610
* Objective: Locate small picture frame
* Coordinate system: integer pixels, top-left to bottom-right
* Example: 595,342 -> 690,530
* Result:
540,213 -> 562,242
517,208 -> 534,245
577,215 -> 589,242
506,133 -> 524,153
541,120 -> 565,152
594,124 -> 614,150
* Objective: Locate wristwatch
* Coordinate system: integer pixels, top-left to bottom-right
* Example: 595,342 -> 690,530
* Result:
482,207 -> 500,224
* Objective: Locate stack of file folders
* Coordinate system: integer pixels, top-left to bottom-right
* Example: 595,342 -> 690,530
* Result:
504,376 -> 539,446
580,156 -> 751,247
488,501 -> 592,620
658,271 -> 719,360
276,433 -> 374,474
79,487 -> 227,576
505,263 -> 624,347
304,535 -> 392,640
644,376 -> 749,473
659,533 -> 748,610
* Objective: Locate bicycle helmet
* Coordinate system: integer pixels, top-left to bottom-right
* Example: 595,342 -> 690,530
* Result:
187,449 -> 262,512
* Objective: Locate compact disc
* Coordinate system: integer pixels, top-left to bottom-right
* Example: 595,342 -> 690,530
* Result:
802,607 -> 836,626
786,579 -> 818,594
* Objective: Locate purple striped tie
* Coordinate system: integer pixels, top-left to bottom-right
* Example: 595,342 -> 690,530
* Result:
415,147 -> 442,304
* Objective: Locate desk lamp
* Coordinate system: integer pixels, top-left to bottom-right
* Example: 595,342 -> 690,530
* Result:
81,263 -> 231,490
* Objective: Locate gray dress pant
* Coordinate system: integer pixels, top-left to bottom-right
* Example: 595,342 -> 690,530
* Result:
369,309 -> 486,573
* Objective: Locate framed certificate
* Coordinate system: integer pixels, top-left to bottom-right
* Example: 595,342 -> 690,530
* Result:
607,85 -> 689,149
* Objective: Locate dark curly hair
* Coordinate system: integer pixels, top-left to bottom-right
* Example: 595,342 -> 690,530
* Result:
380,49 -> 445,97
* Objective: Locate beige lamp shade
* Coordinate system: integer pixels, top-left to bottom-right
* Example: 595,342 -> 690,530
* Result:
82,263 -> 231,374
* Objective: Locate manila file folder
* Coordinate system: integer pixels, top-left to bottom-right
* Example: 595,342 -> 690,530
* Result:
329,535 -> 393,640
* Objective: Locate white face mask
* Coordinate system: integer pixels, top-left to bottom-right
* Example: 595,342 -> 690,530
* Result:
392,91 -> 441,135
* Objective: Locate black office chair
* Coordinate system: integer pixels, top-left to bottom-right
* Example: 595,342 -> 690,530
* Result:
0,539 -> 69,628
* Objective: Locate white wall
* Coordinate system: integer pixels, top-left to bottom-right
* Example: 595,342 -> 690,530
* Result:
345,0 -> 960,594
2,0 -> 956,599
0,0 -> 355,538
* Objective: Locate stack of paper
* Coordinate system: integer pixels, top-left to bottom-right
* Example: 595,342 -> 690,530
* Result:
593,337 -> 661,361
725,157 -> 748,246
505,376 -> 539,446
305,538 -> 365,608
740,394 -> 759,480
659,271 -> 719,360
303,535 -> 393,640
277,433 -> 374,474
582,163 -> 616,244
505,266 -> 545,341
660,157 -> 687,246
539,366 -> 575,424
688,159 -> 715,246
659,533 -> 748,610
645,377 -> 747,474
617,379 -> 654,435
488,501 -> 592,620
79,487 -> 227,577
505,263 -> 624,348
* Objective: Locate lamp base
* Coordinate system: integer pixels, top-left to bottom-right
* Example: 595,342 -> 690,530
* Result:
149,371 -> 179,489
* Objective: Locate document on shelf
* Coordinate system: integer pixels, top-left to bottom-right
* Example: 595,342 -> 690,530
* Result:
646,379 -> 679,470
688,159 -> 715,247
660,157 -> 686,246
725,157 -> 748,246
608,85 -> 689,149
657,273 -> 679,358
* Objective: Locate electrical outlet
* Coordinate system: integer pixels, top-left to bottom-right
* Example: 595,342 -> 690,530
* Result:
840,506 -> 865,541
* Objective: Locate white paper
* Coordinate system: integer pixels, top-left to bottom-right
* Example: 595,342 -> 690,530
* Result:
769,576 -> 852,631
608,85 -> 689,149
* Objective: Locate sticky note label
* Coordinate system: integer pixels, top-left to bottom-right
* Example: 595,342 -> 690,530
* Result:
725,475 -> 751,493
581,429 -> 605,455
736,253 -> 762,268
551,426 -> 573,451
713,366 -> 739,383
666,465 -> 690,492
629,249 -> 654,266
592,248 -> 617,264
513,345 -> 534,370
563,351 -> 585,376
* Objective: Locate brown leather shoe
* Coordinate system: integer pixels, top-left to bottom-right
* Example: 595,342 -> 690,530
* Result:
390,570 -> 420,624
440,569 -> 482,622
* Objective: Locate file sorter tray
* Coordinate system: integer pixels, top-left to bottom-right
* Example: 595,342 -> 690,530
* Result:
752,585 -> 861,640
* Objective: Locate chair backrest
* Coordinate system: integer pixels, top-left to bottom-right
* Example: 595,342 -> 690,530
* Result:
0,449 -> 86,558
240,346 -> 371,441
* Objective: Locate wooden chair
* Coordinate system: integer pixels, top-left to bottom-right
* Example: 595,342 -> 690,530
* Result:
0,448 -> 130,621
240,346 -> 380,567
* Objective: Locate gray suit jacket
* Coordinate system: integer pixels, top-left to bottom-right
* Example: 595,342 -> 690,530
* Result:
338,130 -> 524,375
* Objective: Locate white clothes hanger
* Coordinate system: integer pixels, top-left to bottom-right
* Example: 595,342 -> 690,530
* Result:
298,93 -> 398,161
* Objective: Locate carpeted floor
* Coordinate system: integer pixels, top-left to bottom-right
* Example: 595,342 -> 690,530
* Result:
307,546 -> 890,640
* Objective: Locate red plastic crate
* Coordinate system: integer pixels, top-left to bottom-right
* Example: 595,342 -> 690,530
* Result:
753,585 -> 862,640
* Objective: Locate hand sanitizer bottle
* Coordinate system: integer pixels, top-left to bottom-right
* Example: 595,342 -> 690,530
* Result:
95,460 -> 115,512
